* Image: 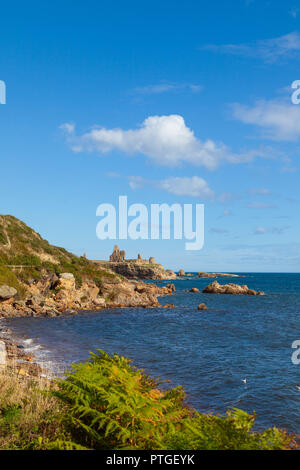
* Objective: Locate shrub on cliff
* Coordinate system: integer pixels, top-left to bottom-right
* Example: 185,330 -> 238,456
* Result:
50,350 -> 295,450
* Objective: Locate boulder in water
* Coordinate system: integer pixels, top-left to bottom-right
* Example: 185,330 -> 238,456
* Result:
203,281 -> 264,296
197,303 -> 207,310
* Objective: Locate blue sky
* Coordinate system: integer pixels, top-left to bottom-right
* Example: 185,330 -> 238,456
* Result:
0,0 -> 300,272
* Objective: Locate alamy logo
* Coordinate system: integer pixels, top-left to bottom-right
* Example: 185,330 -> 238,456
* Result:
96,196 -> 205,251
291,340 -> 300,364
0,80 -> 6,104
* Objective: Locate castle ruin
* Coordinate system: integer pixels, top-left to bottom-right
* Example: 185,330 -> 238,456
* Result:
109,245 -> 156,265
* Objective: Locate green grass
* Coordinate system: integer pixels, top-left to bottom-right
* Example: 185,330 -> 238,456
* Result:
0,266 -> 27,298
0,214 -> 122,293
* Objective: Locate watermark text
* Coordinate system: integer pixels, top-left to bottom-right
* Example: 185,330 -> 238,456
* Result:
0,80 -> 6,104
96,196 -> 204,251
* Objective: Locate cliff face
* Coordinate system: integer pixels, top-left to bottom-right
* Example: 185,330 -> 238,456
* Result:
0,215 -> 175,317
98,261 -> 177,280
96,245 -> 177,280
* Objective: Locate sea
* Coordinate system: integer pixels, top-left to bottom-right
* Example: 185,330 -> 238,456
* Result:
2,273 -> 300,433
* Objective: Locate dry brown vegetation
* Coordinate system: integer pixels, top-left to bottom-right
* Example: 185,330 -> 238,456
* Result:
0,368 -> 66,449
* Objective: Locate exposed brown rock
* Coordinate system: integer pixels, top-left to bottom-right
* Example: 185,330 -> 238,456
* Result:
103,261 -> 177,280
0,270 -> 175,318
0,285 -> 17,300
197,303 -> 207,310
203,281 -> 264,296
198,272 -> 239,278
190,288 -> 200,293
166,283 -> 175,292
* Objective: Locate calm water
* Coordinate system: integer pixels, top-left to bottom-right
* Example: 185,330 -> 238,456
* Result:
3,273 -> 300,433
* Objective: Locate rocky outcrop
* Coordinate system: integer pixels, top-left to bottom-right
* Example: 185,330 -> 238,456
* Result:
0,273 -> 175,318
198,272 -> 239,278
104,262 -> 177,280
0,285 -> 17,300
0,340 -> 6,365
0,334 -> 43,377
190,288 -> 200,293
165,270 -> 177,279
203,281 -> 264,296
197,303 -> 207,310
178,269 -> 185,276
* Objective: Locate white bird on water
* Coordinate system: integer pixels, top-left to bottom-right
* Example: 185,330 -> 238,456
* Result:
296,386 -> 300,391
242,379 -> 247,384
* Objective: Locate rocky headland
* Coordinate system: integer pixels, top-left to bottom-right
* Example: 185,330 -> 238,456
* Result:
92,245 -> 177,280
0,215 -> 175,318
177,270 -> 239,278
198,272 -> 240,278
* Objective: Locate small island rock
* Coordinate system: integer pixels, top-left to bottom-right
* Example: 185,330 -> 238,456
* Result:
197,303 -> 207,310
203,281 -> 264,296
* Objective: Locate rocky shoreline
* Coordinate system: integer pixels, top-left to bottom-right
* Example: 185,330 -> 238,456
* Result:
0,271 -> 176,318
197,272 -> 240,278
177,270 -> 240,279
0,325 -> 45,377
92,245 -> 177,280
102,261 -> 177,280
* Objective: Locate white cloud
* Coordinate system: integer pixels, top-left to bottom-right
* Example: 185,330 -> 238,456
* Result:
232,99 -> 300,141
59,122 -> 75,134
128,176 -> 145,190
254,226 -> 268,235
129,175 -> 215,200
105,171 -> 121,178
249,188 -> 271,195
217,192 -> 240,204
210,227 -> 229,234
61,115 -> 271,170
202,31 -> 300,63
132,83 -> 203,95
158,176 -> 215,199
281,166 -> 298,173
290,7 -> 299,18
247,202 -> 277,209
219,209 -> 233,217
254,226 -> 289,235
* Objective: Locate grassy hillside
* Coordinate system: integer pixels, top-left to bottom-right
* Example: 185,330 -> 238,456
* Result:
0,215 -> 121,297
